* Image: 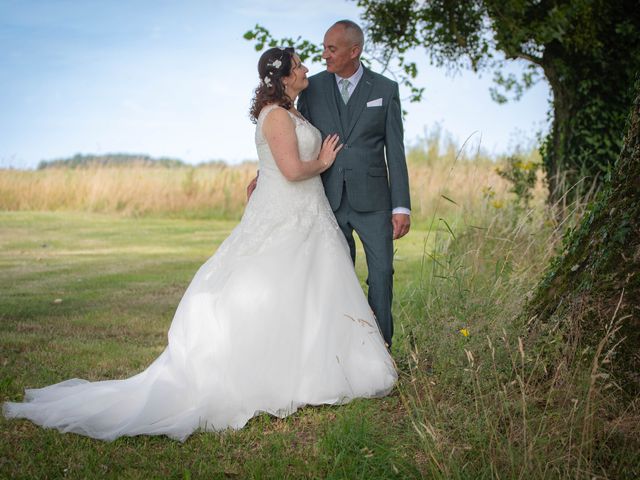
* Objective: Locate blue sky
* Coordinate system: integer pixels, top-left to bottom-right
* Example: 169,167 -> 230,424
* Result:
0,0 -> 551,169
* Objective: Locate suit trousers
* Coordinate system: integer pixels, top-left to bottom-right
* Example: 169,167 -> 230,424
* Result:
333,182 -> 394,347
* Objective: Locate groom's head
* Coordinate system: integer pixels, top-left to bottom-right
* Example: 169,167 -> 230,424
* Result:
322,20 -> 364,78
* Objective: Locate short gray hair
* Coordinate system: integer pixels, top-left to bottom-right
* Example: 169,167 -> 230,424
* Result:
332,19 -> 365,49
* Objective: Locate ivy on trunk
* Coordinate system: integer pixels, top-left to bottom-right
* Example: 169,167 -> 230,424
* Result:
528,82 -> 640,393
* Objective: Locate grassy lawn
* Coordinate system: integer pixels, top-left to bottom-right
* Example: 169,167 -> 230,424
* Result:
0,212 -> 428,479
2,210 -> 637,479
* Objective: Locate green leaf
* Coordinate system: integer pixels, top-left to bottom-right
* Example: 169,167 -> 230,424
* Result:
441,194 -> 459,206
439,218 -> 456,240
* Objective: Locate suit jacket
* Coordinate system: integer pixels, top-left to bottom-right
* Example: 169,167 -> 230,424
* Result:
298,66 -> 410,213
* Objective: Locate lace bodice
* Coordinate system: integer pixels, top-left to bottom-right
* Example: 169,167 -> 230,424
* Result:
255,104 -> 322,176
249,104 -> 329,217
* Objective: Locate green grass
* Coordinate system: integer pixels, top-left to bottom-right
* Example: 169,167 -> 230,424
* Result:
1,211 -> 638,479
0,212 -> 426,479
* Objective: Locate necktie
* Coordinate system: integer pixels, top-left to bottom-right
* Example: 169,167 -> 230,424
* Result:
339,78 -> 351,104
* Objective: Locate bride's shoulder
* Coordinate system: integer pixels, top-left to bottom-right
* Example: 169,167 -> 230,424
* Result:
259,104 -> 292,124
259,103 -> 286,116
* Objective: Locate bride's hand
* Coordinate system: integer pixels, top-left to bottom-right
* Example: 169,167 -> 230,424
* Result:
246,174 -> 258,200
318,134 -> 343,172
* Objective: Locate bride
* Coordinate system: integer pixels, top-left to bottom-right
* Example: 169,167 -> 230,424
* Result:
3,47 -> 397,442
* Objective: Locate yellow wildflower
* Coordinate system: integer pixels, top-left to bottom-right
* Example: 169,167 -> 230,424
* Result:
521,162 -> 535,171
482,186 -> 496,198
459,328 -> 469,337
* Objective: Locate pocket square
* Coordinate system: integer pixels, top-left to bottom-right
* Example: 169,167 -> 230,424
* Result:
366,98 -> 383,107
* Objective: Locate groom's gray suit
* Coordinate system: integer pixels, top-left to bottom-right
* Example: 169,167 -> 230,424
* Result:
298,65 -> 410,348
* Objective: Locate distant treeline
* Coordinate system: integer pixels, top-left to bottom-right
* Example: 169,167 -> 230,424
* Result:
37,153 -> 229,170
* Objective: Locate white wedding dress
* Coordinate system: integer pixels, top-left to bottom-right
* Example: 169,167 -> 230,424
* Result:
3,104 -> 397,441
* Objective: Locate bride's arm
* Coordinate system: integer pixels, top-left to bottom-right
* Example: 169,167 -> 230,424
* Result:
263,108 -> 341,182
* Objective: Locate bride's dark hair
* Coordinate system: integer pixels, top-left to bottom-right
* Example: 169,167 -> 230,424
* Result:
249,47 -> 296,123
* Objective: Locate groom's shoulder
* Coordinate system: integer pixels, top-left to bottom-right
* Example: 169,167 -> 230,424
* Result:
367,68 -> 398,90
302,71 -> 330,99
307,70 -> 330,86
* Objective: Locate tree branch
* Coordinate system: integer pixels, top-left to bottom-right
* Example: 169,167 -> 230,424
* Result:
513,51 -> 544,67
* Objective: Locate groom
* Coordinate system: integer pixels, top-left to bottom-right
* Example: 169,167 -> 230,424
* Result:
298,20 -> 411,349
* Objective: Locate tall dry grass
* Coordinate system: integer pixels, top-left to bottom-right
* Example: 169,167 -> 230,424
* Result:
0,132 -> 541,222
391,155 -> 638,478
0,164 -> 258,219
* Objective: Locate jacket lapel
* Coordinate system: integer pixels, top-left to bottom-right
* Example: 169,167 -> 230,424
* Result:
344,66 -> 374,141
322,73 -> 345,138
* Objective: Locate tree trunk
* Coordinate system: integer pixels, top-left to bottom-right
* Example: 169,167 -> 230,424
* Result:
542,58 -> 573,208
528,83 -> 640,393
540,44 -> 630,209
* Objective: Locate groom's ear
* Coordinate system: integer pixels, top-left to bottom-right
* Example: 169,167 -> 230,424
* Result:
350,44 -> 362,60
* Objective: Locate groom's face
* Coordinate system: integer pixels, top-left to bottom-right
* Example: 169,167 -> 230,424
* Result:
322,26 -> 360,77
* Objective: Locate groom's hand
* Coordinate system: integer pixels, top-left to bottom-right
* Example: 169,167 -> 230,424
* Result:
246,175 -> 258,200
392,213 -> 411,240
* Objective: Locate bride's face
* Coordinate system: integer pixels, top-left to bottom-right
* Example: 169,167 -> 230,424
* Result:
284,54 -> 309,95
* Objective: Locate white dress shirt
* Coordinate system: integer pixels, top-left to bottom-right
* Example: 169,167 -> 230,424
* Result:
335,63 -> 411,217
334,62 -> 364,98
